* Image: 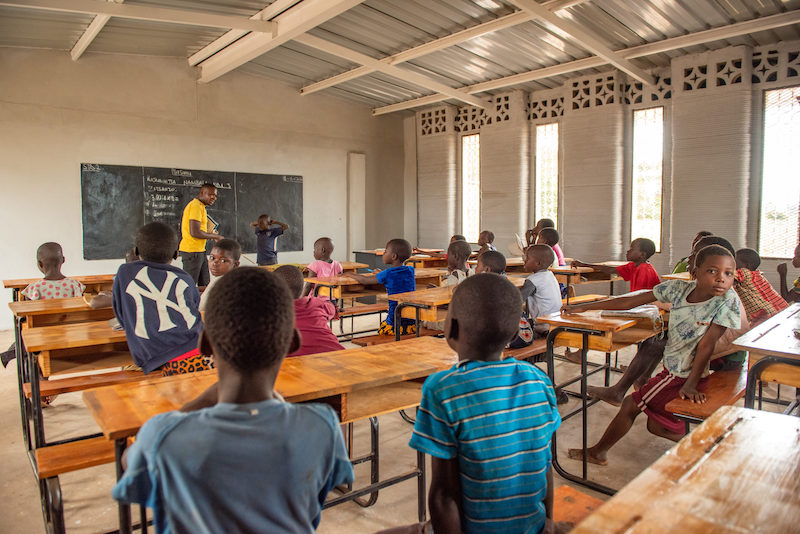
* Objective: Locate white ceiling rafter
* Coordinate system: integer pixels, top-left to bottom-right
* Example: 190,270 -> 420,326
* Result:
507,0 -> 655,85
188,0 -> 301,67
70,0 -> 122,61
295,34 -> 487,108
197,0 -> 366,84
372,9 -> 800,116
299,0 -> 593,96
0,0 -> 277,32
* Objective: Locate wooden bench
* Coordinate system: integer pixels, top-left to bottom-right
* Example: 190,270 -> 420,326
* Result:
23,370 -> 146,399
338,302 -> 389,318
553,485 -> 604,526
503,338 -> 548,363
351,328 -> 440,347
665,363 -> 747,433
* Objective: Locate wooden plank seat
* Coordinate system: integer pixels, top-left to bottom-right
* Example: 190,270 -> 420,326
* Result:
338,303 -> 389,317
351,328 -> 440,347
553,485 -> 604,527
665,363 -> 747,432
503,338 -> 548,363
23,370 -> 146,399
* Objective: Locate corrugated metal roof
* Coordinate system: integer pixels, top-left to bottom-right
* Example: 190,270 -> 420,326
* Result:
1,0 -> 799,109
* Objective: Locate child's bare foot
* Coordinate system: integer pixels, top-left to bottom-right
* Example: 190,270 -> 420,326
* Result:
567,447 -> 607,466
586,385 -> 623,407
563,348 -> 582,364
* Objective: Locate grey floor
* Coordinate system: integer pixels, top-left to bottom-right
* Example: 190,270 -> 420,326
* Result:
0,321 -> 772,533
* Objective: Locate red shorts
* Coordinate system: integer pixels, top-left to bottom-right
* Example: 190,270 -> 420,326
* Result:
631,368 -> 709,435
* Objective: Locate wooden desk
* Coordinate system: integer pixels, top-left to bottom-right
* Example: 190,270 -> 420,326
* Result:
9,297 -> 114,328
468,256 -> 526,272
260,261 -> 367,273
406,255 -> 448,269
304,268 -> 447,301
662,271 -> 691,281
83,336 -> 457,532
572,406 -> 800,533
549,266 -> 622,303
732,303 -> 800,410
3,274 -> 115,301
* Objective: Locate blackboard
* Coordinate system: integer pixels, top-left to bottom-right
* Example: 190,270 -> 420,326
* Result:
80,163 -> 303,260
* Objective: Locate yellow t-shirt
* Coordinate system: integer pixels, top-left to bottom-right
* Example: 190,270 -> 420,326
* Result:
179,198 -> 208,253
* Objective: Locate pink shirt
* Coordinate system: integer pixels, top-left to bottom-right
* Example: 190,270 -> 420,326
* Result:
22,277 -> 85,300
552,244 -> 565,266
288,296 -> 345,357
307,259 -> 343,278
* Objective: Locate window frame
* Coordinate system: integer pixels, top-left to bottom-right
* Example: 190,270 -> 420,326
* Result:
629,105 -> 665,253
460,132 -> 481,243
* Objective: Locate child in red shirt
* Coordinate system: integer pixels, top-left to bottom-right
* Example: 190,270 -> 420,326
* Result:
573,238 -> 660,292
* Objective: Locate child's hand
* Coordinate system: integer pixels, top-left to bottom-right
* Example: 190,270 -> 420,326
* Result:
777,263 -> 788,276
679,384 -> 706,403
561,304 -> 587,314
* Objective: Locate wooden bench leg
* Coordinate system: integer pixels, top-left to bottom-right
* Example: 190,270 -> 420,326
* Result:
39,477 -> 65,534
351,417 -> 380,508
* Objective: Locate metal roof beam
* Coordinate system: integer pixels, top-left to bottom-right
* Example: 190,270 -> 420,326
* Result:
70,0 -> 122,61
300,0 -> 592,96
295,34 -> 487,109
507,0 -> 655,85
372,9 -> 800,116
0,0 -> 277,33
198,0 -> 365,84
188,0 -> 301,67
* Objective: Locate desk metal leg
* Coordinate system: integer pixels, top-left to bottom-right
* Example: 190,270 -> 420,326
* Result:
28,349 -> 45,448
416,450 -> 426,522
14,318 -> 32,452
745,356 -> 800,409
115,439 -> 132,534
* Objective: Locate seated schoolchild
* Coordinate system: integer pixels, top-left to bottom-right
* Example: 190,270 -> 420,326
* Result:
777,242 -> 800,303
672,230 -> 713,273
734,247 -> 788,325
345,238 -> 416,337
476,230 -> 497,255
573,238 -> 660,292
112,267 -> 354,533
475,250 -> 506,274
536,227 -> 565,267
409,274 -> 561,534
199,239 -> 241,312
112,222 -> 207,376
444,240 -> 473,286
565,245 -> 741,465
526,218 -> 564,259
87,248 -> 138,310
509,244 -> 562,349
273,265 -> 345,356
304,237 -> 343,296
21,242 -> 85,300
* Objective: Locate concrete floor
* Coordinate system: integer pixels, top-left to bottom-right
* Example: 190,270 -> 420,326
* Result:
0,321 -> 773,533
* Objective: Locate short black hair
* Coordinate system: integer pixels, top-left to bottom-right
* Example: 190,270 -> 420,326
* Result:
204,267 -> 295,373
478,250 -> 506,273
212,238 -> 241,261
386,238 -> 412,262
36,242 -> 63,266
538,228 -> 560,246
481,230 -> 495,243
634,237 -> 656,259
451,234 -> 466,242
273,264 -> 304,298
449,274 -> 521,353
200,182 -> 216,191
735,248 -> 760,270
136,222 -> 177,264
125,247 -> 138,263
537,218 -> 555,229
695,244 -> 734,269
527,243 -> 555,267
692,230 -> 713,246
448,240 -> 472,263
694,235 -> 734,256
315,237 -> 333,248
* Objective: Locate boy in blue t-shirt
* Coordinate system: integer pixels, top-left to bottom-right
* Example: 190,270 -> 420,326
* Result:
250,213 -> 289,266
112,267 -> 354,533
345,238 -> 416,336
409,274 -> 561,534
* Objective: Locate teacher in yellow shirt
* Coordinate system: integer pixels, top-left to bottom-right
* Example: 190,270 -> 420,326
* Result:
179,183 -> 223,286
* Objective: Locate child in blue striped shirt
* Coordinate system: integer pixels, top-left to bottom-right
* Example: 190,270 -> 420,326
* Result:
409,274 -> 561,534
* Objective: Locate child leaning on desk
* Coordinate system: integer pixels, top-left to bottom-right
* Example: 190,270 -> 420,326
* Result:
405,274 -> 561,534
112,267 -> 353,533
563,244 -> 741,466
572,237 -> 660,292
345,238 -> 417,336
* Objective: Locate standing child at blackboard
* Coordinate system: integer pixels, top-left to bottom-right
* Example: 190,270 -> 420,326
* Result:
251,214 -> 289,266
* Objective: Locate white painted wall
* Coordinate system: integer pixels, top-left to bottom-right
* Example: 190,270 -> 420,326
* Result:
0,48 -> 405,330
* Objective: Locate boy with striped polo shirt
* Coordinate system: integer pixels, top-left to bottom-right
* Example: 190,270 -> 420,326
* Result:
409,274 -> 561,534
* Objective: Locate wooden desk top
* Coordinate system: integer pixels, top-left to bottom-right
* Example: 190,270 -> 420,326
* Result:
572,406 -> 800,533
732,303 -> 800,359
467,257 -> 525,266
260,261 -> 367,272
549,266 -> 595,275
354,249 -> 444,256
536,311 -> 637,333
392,277 -> 526,307
22,320 -> 126,352
83,336 -> 457,440
3,274 -> 115,290
9,297 -> 100,317
662,271 -> 692,281
305,267 -> 447,286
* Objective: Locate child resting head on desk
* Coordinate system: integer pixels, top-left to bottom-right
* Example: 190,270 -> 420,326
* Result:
112,222 -> 207,376
510,244 -> 562,349
407,274 -> 561,534
273,264 -> 345,357
573,237 -> 660,292
112,267 -> 354,533
199,238 -> 241,312
345,238 -> 417,337
562,244 -> 741,466
475,250 -> 506,274
672,230 -> 713,273
777,241 -> 800,303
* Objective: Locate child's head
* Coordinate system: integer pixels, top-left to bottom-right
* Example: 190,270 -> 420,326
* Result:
693,245 -> 736,296
256,214 -> 270,230
478,230 -> 494,246
476,250 -> 506,274
536,227 -> 560,247
273,265 -> 305,299
36,242 -> 65,274
135,222 -> 178,264
524,244 -> 555,273
202,267 -> 298,375
447,240 -> 472,271
445,274 -> 521,358
691,230 -> 713,249
313,237 -> 334,261
125,247 -> 139,263
626,238 -> 656,263
688,236 -> 734,274
793,243 -> 800,269
450,234 -> 466,244
735,248 -> 760,271
197,183 -> 218,206
533,218 -> 555,233
382,238 -> 413,265
209,239 -> 241,278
